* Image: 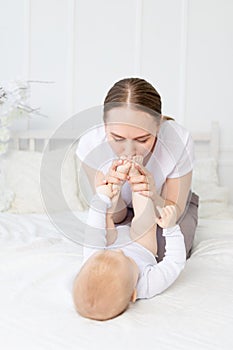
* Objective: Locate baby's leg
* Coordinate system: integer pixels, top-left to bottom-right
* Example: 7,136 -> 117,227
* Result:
112,158 -> 131,193
130,156 -> 157,256
109,158 -> 131,223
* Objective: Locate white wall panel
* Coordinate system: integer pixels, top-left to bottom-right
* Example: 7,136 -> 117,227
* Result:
73,0 -> 138,112
184,0 -> 233,204
185,0 -> 233,145
0,0 -> 28,80
28,0 -> 74,129
141,0 -> 186,122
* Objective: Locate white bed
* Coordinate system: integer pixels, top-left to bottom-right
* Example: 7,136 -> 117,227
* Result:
0,123 -> 233,350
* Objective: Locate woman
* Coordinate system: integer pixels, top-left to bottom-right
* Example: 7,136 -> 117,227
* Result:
76,77 -> 199,261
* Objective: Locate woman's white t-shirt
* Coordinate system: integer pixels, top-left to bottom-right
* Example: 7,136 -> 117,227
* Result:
76,120 -> 194,206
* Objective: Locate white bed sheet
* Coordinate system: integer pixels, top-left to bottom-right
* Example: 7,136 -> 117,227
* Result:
1,211 -> 233,350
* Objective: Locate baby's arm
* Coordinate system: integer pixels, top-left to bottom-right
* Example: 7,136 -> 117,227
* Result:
83,183 -> 119,262
141,206 -> 186,298
83,191 -> 112,262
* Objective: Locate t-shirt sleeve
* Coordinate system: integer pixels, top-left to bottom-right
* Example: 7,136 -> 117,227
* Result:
75,127 -> 103,168
168,132 -> 194,178
76,125 -> 115,172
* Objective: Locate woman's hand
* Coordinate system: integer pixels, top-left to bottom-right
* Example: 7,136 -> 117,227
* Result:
128,161 -> 157,201
102,159 -> 129,186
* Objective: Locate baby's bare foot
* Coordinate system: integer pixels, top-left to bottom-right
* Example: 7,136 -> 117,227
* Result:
112,158 -> 131,192
128,155 -> 143,177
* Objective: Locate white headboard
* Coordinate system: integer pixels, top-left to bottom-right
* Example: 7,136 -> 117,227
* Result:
10,129 -> 78,152
191,121 -> 219,162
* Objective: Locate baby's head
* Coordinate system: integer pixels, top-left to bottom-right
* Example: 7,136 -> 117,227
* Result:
73,249 -> 139,321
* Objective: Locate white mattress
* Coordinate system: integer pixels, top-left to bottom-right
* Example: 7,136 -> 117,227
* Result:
1,211 -> 233,350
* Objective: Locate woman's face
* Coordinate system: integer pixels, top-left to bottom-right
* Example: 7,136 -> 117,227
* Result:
105,107 -> 159,158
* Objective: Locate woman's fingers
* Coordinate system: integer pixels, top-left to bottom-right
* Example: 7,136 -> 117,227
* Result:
131,182 -> 150,192
103,159 -> 128,184
111,158 -> 123,171
133,162 -> 150,176
136,190 -> 153,197
104,175 -> 122,185
128,174 -> 146,184
108,169 -> 127,181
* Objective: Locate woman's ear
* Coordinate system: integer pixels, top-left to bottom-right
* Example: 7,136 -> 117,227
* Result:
162,115 -> 175,121
131,288 -> 137,303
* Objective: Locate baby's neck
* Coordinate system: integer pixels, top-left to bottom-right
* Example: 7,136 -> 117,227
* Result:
127,256 -> 140,285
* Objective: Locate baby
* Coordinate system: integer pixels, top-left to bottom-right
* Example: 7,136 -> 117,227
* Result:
73,157 -> 186,321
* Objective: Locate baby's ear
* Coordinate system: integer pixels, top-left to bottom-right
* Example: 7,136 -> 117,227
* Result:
131,289 -> 137,303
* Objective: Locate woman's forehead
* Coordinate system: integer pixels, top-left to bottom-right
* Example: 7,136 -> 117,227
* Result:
105,123 -> 153,137
105,108 -> 156,134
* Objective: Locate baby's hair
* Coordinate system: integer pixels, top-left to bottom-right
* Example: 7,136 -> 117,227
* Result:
73,250 -> 134,321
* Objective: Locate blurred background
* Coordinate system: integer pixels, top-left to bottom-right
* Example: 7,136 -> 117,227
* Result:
0,0 -> 232,202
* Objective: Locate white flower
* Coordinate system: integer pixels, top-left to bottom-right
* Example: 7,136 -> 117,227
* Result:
0,79 -> 50,158
0,142 -> 9,155
0,80 -> 32,156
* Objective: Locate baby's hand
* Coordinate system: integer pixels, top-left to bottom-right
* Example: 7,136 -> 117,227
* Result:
155,205 -> 177,228
96,183 -> 118,199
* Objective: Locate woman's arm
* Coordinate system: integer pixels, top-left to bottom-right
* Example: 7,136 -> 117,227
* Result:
78,158 -> 128,223
128,161 -> 192,221
159,171 -> 192,220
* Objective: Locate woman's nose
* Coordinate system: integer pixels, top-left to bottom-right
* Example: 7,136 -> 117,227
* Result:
124,140 -> 136,157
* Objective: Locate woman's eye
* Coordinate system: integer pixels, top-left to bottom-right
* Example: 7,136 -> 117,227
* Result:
113,138 -> 124,142
112,137 -> 149,143
137,139 -> 149,143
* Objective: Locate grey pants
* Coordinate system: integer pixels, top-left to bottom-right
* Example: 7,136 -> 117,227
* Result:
120,191 -> 199,262
156,191 -> 199,261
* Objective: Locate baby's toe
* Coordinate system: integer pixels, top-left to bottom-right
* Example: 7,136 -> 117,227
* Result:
117,161 -> 131,174
132,155 -> 143,165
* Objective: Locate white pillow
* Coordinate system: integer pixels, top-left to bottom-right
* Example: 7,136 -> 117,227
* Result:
195,183 -> 228,218
3,148 -> 84,214
192,157 -> 219,188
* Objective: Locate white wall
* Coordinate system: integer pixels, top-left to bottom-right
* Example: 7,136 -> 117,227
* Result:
0,0 -> 233,202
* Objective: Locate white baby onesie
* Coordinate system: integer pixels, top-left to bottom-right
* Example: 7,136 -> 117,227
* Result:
82,194 -> 186,299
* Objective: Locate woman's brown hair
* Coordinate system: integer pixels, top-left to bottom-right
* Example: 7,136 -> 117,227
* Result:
103,77 -> 174,122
